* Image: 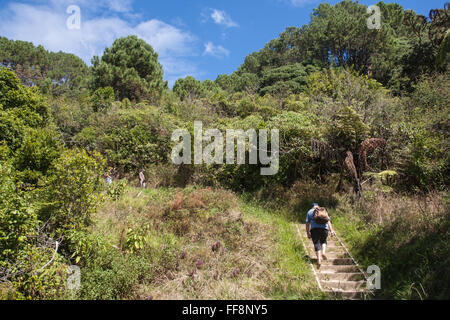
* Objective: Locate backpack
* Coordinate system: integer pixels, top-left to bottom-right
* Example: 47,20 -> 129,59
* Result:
314,207 -> 330,224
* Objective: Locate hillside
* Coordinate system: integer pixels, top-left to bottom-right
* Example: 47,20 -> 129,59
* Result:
0,1 -> 449,300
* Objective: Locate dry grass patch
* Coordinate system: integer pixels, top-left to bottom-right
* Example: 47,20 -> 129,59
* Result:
90,186 -> 321,300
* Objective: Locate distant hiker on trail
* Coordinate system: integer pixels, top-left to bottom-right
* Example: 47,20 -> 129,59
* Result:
104,168 -> 113,185
139,169 -> 146,189
306,203 -> 336,268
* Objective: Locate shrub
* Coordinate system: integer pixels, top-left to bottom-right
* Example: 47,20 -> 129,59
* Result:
0,160 -> 38,261
38,148 -> 105,237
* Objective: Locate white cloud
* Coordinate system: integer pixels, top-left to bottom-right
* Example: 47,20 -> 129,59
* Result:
0,2 -> 200,85
210,9 -> 238,28
136,20 -> 196,56
43,0 -> 134,13
203,42 -> 230,58
107,0 -> 133,13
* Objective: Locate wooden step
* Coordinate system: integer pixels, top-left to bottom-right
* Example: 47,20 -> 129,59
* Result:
322,252 -> 349,259
305,248 -> 347,256
297,223 -> 369,300
325,246 -> 346,252
302,242 -> 344,252
321,258 -> 354,265
319,272 -> 365,281
309,255 -> 352,264
319,265 -> 360,273
324,290 -> 366,300
322,280 -> 365,291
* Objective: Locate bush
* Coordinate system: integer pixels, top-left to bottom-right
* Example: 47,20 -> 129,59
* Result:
4,246 -> 68,300
38,148 -> 105,237
0,160 -> 38,261
333,190 -> 450,299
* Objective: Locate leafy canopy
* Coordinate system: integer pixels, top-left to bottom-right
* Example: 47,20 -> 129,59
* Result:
91,35 -> 167,102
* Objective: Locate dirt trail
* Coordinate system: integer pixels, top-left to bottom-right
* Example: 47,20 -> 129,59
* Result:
296,224 -> 372,300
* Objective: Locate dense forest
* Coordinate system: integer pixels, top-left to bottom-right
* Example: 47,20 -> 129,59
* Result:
0,1 -> 449,300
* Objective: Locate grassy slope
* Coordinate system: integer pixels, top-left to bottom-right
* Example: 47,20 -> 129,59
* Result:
330,192 -> 450,300
80,185 -> 324,300
73,182 -> 450,300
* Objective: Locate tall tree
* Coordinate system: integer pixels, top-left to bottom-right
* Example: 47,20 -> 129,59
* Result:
173,76 -> 205,101
90,35 -> 167,102
0,37 -> 88,94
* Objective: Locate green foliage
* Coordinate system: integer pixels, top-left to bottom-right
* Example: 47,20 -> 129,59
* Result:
260,63 -> 320,98
0,156 -> 69,300
394,73 -> 450,190
0,67 -> 50,130
0,37 -> 88,95
90,87 -> 115,112
49,92 -> 95,145
91,36 -> 167,102
173,76 -> 205,101
436,30 -> 450,70
0,160 -> 38,261
13,127 -> 62,184
215,72 -> 259,94
237,1 -> 448,93
333,191 -> 449,299
125,226 -> 150,254
64,229 -> 111,266
89,105 -> 179,173
38,148 -> 105,236
0,67 -> 61,184
78,249 -> 154,300
283,94 -> 311,112
267,111 -> 318,183
235,95 -> 278,119
106,179 -> 128,201
0,0 -> 448,301
327,106 -> 369,153
3,246 -> 68,300
399,129 -> 448,190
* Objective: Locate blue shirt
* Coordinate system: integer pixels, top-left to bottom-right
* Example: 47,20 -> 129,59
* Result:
306,208 -> 329,230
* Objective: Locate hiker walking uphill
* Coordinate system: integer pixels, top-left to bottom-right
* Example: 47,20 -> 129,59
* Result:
139,169 -> 146,189
306,203 -> 335,268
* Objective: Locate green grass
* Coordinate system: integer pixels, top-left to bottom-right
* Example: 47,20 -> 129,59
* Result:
330,197 -> 450,300
239,199 -> 325,299
78,183 -> 450,300
74,185 -> 324,300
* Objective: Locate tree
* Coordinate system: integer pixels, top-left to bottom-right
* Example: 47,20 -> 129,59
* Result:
39,148 -> 105,236
91,36 -> 167,102
0,154 -> 38,261
173,76 -> 204,101
90,87 -> 115,112
0,67 -> 61,184
215,72 -> 259,94
236,1 -> 450,93
0,37 -> 88,94
260,63 -> 320,101
77,105 -> 179,174
0,67 -> 50,129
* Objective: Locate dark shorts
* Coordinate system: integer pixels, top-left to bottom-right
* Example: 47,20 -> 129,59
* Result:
311,228 -> 328,252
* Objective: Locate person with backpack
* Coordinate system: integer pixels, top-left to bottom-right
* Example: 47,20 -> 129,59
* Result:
305,203 -> 336,268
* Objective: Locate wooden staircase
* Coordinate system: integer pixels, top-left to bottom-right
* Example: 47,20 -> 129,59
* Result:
296,224 -> 372,300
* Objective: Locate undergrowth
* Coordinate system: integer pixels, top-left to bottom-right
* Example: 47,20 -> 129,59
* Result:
73,185 -> 323,299
331,190 -> 449,299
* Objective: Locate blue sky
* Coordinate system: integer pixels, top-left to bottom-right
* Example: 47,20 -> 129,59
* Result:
0,0 -> 445,85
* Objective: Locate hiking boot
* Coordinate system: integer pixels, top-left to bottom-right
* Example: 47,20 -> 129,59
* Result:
322,253 -> 328,260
